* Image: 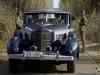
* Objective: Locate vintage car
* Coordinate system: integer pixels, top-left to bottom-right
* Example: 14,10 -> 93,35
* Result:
7,9 -> 79,73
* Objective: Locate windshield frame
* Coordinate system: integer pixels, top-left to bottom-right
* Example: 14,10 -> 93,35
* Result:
23,12 -> 70,27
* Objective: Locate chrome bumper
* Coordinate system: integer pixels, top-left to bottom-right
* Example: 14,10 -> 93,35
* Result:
8,54 -> 74,61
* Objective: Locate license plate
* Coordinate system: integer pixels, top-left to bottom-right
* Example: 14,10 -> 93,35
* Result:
23,51 -> 42,57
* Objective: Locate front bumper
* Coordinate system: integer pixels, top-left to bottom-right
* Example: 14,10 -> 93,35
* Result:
8,54 -> 74,62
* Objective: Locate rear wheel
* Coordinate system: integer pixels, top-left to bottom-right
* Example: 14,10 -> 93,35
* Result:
67,61 -> 75,73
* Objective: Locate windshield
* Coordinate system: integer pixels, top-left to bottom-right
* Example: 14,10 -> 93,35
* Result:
24,13 -> 68,26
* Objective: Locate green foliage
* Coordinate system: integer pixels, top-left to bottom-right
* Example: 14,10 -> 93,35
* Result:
60,0 -> 98,16
23,0 -> 48,10
60,0 -> 71,10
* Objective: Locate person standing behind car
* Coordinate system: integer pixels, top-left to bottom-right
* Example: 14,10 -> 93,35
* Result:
14,25 -> 22,38
7,25 -> 22,52
60,33 -> 68,55
7,26 -> 22,53
65,32 -> 79,59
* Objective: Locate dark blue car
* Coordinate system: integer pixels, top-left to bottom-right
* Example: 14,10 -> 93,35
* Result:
7,9 -> 79,73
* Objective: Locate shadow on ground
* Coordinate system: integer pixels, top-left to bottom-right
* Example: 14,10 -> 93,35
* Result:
0,63 -> 74,75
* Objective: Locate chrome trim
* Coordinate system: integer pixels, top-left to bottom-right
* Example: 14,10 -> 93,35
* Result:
8,54 -> 74,61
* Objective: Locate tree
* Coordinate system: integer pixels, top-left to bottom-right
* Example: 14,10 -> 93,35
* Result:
60,0 -> 71,11
23,0 -> 48,10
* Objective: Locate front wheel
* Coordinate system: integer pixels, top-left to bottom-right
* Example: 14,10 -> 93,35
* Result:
67,61 -> 75,73
9,59 -> 18,73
